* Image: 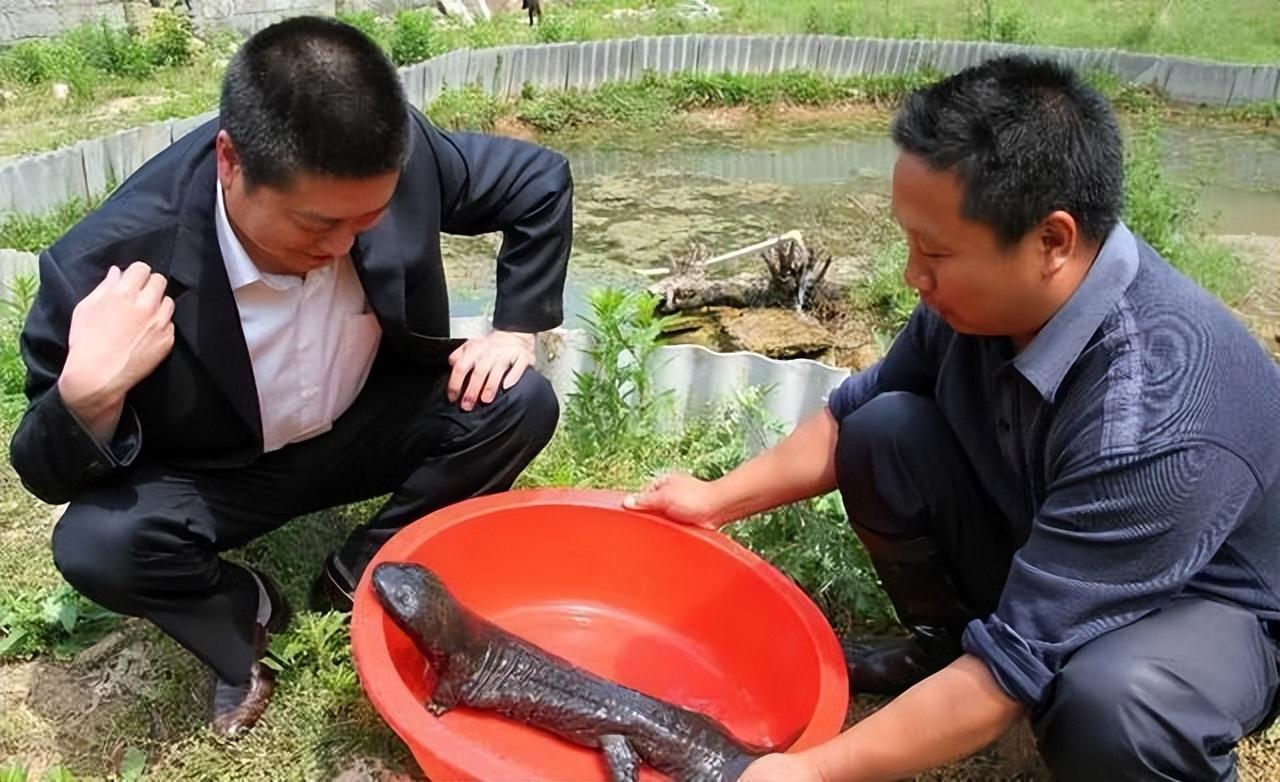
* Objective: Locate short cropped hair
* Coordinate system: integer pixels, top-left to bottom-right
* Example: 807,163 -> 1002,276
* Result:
892,55 -> 1124,246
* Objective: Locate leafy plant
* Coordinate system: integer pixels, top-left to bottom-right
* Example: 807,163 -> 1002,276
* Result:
118,748 -> 147,782
390,10 -> 441,66
264,611 -> 350,674
565,289 -> 672,452
534,13 -> 574,44
0,273 -> 38,425
850,238 -> 917,337
521,286 -> 893,633
336,10 -> 393,53
144,9 -> 196,68
65,21 -> 151,80
426,86 -> 507,131
0,583 -> 120,660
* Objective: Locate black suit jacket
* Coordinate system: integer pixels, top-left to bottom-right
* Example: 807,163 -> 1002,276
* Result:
10,108 -> 573,504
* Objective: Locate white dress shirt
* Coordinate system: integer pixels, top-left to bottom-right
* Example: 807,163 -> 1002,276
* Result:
215,184 -> 382,453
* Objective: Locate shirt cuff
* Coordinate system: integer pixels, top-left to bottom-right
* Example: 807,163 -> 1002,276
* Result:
962,615 -> 1055,709
48,384 -> 142,471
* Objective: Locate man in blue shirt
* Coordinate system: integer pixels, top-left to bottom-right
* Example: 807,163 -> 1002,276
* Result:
627,55 -> 1280,780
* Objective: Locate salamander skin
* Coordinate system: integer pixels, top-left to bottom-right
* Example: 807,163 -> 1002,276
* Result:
372,562 -> 767,782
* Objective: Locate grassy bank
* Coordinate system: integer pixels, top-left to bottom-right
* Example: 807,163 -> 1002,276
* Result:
2,0 -> 1278,157
428,70 -> 933,133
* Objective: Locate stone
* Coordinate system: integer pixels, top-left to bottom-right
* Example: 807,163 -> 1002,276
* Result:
718,307 -> 833,360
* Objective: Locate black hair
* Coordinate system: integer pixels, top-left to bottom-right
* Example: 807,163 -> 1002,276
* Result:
891,55 -> 1124,247
220,16 -> 408,188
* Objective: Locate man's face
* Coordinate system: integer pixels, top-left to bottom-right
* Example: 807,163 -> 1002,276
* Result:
216,131 -> 399,275
891,152 -> 1054,341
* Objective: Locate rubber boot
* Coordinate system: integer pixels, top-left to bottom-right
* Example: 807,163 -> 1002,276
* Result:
842,529 -> 979,696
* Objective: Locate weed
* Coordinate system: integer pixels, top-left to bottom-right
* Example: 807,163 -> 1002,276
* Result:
0,190 -> 109,253
0,274 -> 37,425
0,583 -> 120,660
390,10 -> 441,66
426,86 -> 507,132
850,239 -> 917,338
144,10 -> 196,69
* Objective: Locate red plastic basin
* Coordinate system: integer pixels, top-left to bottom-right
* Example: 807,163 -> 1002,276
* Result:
351,488 -> 849,780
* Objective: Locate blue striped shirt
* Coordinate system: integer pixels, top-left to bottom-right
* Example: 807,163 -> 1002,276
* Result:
828,222 -> 1280,708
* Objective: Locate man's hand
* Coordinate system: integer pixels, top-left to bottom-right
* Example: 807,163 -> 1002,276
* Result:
447,330 -> 535,411
739,753 -> 826,782
58,262 -> 175,442
622,472 -> 726,530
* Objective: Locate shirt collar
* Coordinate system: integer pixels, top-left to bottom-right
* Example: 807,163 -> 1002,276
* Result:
215,182 -> 301,291
1011,221 -> 1140,403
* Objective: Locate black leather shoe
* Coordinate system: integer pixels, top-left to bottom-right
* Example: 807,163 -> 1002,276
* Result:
841,628 -> 959,695
211,566 -> 292,738
309,552 -> 355,614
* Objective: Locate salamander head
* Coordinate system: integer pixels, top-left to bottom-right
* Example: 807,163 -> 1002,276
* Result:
371,562 -> 466,662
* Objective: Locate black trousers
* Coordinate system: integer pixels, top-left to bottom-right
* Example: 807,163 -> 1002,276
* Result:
834,391 -> 1280,781
50,364 -> 558,685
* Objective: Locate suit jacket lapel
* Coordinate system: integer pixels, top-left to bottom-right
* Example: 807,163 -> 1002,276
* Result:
353,209 -> 407,330
165,156 -> 263,444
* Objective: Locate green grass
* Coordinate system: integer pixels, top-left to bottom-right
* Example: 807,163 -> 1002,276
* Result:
2,0 -> 1278,156
0,193 -> 109,254
426,68 -> 936,135
514,70 -> 934,133
850,237 -> 918,338
714,0 -> 1280,63
1123,113 -> 1255,305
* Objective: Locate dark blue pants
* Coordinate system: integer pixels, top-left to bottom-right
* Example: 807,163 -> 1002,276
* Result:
50,365 -> 558,685
834,391 -> 1280,781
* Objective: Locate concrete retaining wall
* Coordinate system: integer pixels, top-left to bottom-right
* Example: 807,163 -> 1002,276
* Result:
0,1 -> 507,42
0,0 -> 126,44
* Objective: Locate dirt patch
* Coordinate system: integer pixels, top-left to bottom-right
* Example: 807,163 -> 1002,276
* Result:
492,116 -> 540,141
764,103 -> 889,125
1219,233 -> 1280,360
334,757 -> 420,782
679,104 -> 889,133
91,95 -> 167,122
1,628 -> 181,776
681,106 -> 757,131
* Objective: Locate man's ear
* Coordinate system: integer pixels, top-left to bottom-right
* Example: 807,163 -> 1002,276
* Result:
215,130 -> 240,191
1038,211 -> 1079,279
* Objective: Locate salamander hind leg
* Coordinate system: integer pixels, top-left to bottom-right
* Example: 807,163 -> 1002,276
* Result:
600,734 -> 641,782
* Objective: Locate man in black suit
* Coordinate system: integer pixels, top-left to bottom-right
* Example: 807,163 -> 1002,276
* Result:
9,17 -> 571,737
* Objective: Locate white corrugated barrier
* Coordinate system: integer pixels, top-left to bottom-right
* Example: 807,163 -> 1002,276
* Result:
457,316 -> 848,444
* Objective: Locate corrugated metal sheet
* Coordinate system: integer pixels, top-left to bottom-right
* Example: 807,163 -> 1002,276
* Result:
453,316 -> 851,448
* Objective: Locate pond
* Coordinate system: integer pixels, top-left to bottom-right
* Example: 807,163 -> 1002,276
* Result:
442,117 -> 1280,326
